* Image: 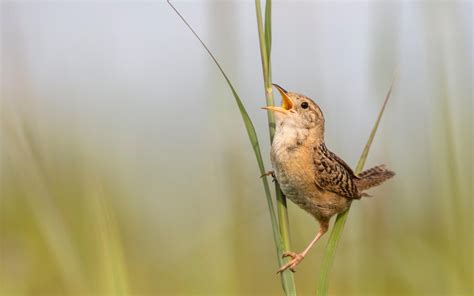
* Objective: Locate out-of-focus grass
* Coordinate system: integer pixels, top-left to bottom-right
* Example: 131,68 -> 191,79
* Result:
1,104 -> 129,295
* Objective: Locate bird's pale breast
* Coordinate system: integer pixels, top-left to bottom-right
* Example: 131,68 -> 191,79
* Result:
271,129 -> 351,221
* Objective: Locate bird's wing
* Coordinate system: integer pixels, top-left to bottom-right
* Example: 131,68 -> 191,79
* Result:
313,144 -> 360,199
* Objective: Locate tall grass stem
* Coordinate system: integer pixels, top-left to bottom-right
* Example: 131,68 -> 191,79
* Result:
167,1 -> 289,293
255,1 -> 296,294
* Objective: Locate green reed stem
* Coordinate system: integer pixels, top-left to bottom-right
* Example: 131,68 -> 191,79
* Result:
256,1 -> 296,295
167,1 -> 287,291
316,76 -> 396,296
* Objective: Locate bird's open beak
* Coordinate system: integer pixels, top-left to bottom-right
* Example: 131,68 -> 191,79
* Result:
262,84 -> 294,114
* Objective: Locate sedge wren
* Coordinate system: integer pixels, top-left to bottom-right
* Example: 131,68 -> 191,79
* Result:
263,84 -> 395,273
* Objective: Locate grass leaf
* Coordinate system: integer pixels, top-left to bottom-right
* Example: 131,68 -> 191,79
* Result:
316,75 -> 396,296
167,0 -> 286,287
256,1 -> 297,295
264,0 -> 272,60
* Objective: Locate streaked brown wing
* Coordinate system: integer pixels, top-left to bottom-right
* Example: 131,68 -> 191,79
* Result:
313,144 -> 360,199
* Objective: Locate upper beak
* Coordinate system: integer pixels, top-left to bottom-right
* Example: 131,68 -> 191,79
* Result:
262,83 -> 294,114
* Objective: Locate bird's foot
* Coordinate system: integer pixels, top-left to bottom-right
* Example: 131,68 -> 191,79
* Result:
277,251 -> 305,273
260,171 -> 277,182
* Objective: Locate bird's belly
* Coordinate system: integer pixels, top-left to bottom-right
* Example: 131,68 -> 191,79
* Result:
272,149 -> 319,211
272,148 -> 350,220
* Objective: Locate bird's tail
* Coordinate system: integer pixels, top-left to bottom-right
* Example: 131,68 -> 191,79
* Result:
355,165 -> 395,191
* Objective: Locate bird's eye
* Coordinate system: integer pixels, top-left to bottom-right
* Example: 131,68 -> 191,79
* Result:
301,102 -> 309,109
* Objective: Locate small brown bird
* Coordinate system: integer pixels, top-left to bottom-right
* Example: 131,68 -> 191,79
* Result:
263,84 -> 395,273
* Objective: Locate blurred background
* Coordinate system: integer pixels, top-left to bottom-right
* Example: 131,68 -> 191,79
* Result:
1,1 -> 472,295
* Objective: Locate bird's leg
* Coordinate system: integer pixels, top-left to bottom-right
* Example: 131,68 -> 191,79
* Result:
277,221 -> 329,273
261,170 -> 277,182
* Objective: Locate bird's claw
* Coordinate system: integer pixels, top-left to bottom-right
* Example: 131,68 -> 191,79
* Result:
261,171 -> 277,182
277,252 -> 305,274
260,171 -> 275,178
282,251 -> 298,258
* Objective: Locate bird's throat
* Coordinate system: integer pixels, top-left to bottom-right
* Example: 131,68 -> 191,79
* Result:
273,122 -> 323,153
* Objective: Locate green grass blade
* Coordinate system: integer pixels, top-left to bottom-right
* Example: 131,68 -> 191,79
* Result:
167,0 -> 286,283
355,79 -> 395,173
264,0 -> 272,59
316,75 -> 396,296
256,1 -> 296,295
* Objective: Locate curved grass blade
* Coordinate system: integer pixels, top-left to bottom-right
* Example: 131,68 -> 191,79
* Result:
167,0 -> 289,288
316,75 -> 396,296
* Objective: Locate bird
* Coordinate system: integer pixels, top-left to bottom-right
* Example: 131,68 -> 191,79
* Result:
262,84 -> 395,273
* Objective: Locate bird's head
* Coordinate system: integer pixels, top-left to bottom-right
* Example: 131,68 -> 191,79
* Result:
263,84 -> 325,132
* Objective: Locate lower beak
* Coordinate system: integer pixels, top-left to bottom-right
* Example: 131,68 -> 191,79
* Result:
261,105 -> 290,114
262,83 -> 294,114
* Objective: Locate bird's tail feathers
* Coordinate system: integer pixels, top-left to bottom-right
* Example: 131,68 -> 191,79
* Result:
355,165 -> 395,192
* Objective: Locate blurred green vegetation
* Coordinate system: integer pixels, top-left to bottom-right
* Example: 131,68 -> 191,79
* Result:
1,1 -> 472,295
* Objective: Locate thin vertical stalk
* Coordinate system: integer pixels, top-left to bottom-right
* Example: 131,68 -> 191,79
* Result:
167,1 -> 290,294
316,77 -> 396,295
255,0 -> 274,139
256,1 -> 296,295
